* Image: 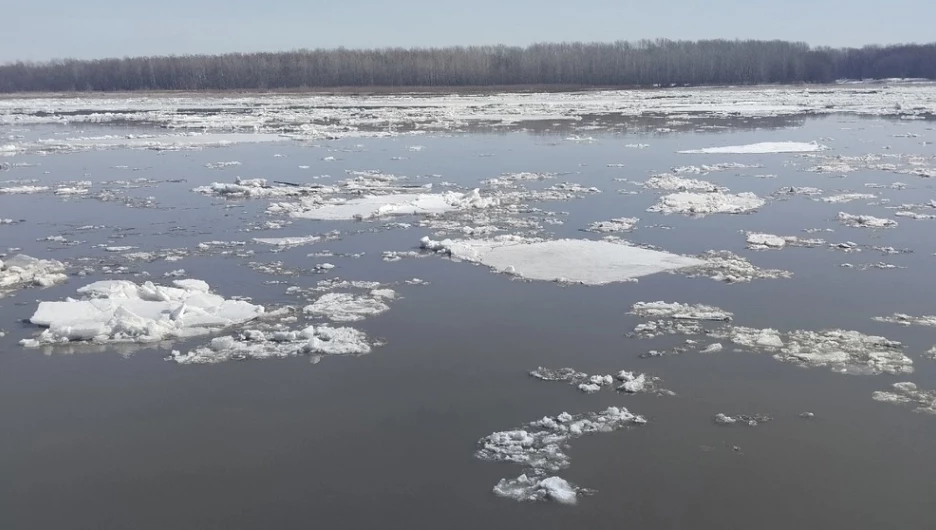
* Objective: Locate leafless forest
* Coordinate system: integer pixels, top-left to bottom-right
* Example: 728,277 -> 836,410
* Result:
1,39 -> 934,92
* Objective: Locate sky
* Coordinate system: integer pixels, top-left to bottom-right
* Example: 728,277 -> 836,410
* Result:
3,0 -> 935,63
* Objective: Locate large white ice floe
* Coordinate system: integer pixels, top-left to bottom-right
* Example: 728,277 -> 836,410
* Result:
420,236 -> 703,284
272,189 -> 496,220
678,141 -> 827,155
647,191 -> 765,216
168,324 -> 373,364
837,212 -> 898,228
303,290 -> 395,322
0,255 -> 67,297
20,279 -> 264,347
680,251 -> 793,283
476,406 -> 646,504
872,382 -> 936,414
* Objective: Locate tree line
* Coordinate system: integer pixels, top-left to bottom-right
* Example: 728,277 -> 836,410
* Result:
1,39 -> 935,93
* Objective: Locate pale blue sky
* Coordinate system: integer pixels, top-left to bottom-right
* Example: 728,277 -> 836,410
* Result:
3,0 -> 933,63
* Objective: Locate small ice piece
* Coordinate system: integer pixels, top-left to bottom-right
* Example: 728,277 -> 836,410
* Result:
679,141 -> 827,154
278,189 -> 497,220
641,175 -> 722,192
837,212 -> 898,228
303,291 -> 393,322
894,211 -> 936,220
701,343 -> 723,353
493,475 -> 579,505
647,191 -> 765,216
530,367 -> 589,383
22,279 -> 264,346
584,217 -> 639,233
421,236 -> 703,285
578,383 -> 602,393
714,413 -> 771,426
799,412 -> 815,419
820,193 -> 877,204
630,301 -> 733,321
872,314 -> 936,327
252,235 -> 321,246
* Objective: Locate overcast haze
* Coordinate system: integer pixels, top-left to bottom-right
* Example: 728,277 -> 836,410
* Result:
4,0 -> 934,63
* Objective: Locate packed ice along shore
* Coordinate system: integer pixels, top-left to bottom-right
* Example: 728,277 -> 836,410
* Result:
20,279 -> 264,346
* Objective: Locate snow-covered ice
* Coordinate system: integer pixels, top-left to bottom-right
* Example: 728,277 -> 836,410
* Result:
584,217 -> 638,233
837,212 -> 898,228
21,279 -> 264,347
0,254 -> 68,297
679,141 -> 827,154
873,382 -> 936,414
421,236 -> 703,285
647,191 -> 765,216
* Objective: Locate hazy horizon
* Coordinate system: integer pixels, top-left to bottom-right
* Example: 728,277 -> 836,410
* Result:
4,0 -> 935,63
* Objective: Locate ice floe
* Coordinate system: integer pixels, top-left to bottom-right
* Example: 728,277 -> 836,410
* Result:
680,251 -> 793,283
745,232 -> 824,250
272,189 -> 496,220
584,217 -> 639,233
421,236 -> 703,285
837,212 -> 898,228
642,175 -> 722,192
872,314 -> 936,327
0,255 -> 68,297
647,191 -> 765,216
476,405 -> 646,504
530,367 -> 667,394
21,279 -> 264,347
872,382 -> 936,414
630,301 -> 733,321
169,324 -> 373,364
303,290 -> 395,322
714,413 -> 772,426
679,141 -> 826,155
820,193 -> 877,204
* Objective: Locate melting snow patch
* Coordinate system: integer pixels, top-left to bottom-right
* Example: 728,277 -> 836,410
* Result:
421,236 -> 703,285
837,212 -> 898,228
21,279 -> 264,347
647,191 -> 765,216
476,406 -> 646,504
679,141 -> 827,154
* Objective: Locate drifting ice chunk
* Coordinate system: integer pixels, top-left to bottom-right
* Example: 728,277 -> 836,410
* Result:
642,175 -> 722,192
837,212 -> 898,228
303,291 -> 394,322
630,301 -> 733,321
873,314 -> 936,327
0,254 -> 67,297
22,279 -> 264,346
679,142 -> 827,154
648,191 -> 765,216
421,236 -> 703,285
682,251 -> 792,283
252,235 -> 321,246
584,217 -> 639,233
873,382 -> 936,414
477,406 -> 645,504
821,193 -> 877,204
169,324 -> 373,364
714,413 -> 771,426
280,189 -> 497,220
